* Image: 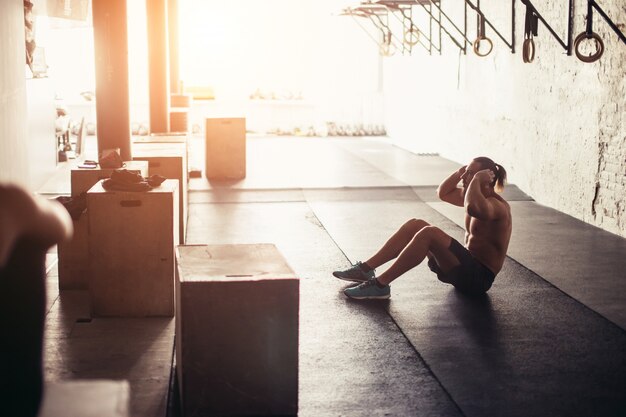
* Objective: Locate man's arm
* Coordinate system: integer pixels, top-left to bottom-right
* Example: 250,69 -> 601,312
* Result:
437,166 -> 466,207
464,170 -> 507,220
0,184 -> 73,268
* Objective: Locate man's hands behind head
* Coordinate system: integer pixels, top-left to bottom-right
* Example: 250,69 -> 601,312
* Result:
474,169 -> 495,186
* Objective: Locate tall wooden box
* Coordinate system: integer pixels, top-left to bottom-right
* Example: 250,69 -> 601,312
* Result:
70,160 -> 149,197
133,142 -> 187,244
57,215 -> 89,289
39,380 -> 130,417
205,117 -> 246,180
57,161 -> 150,290
176,244 -> 299,416
87,180 -> 179,317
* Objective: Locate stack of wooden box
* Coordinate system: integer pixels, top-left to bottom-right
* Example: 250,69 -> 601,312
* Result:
57,161 -> 148,290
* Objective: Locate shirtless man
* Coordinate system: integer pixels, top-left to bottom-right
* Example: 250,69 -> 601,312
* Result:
333,156 -> 512,299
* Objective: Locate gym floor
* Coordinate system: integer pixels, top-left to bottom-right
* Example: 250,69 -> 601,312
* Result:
42,136 -> 626,416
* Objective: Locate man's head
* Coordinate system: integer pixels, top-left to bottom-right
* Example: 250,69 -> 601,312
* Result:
461,157 -> 507,193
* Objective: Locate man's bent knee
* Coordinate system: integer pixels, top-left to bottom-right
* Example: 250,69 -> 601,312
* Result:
423,228 -> 458,271
402,218 -> 429,235
419,226 -> 451,245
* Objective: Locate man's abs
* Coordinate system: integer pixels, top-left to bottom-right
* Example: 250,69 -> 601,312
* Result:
466,217 -> 511,274
467,238 -> 506,275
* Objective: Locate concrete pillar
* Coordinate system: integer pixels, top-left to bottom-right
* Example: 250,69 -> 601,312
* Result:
168,0 -> 181,95
146,0 -> 170,133
0,0 -> 29,185
92,0 -> 132,161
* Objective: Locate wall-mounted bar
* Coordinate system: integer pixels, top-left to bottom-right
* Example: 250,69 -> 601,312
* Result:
344,0 -> 517,57
395,5 -> 430,54
464,0 -> 515,53
574,0 -> 626,63
341,8 -> 386,51
341,5 -> 402,56
416,0 -> 472,54
520,0 -> 574,56
415,0 -> 471,53
437,3 -> 442,54
358,5 -> 404,55
588,0 -> 626,44
375,0 -> 439,54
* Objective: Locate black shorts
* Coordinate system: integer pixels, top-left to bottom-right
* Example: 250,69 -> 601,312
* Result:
427,238 -> 495,295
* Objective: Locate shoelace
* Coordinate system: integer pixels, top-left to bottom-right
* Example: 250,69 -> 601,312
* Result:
359,277 -> 377,288
353,262 -> 374,277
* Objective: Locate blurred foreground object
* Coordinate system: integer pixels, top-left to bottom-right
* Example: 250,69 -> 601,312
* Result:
0,184 -> 72,417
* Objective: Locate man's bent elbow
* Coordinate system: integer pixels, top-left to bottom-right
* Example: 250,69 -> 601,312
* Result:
466,204 -> 490,220
436,187 -> 453,202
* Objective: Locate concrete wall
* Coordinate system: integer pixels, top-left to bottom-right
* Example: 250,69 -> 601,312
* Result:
384,1 -> 625,237
26,77 -> 57,189
0,0 -> 30,186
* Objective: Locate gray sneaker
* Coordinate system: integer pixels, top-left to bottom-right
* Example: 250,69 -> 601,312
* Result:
332,262 -> 375,283
344,277 -> 391,300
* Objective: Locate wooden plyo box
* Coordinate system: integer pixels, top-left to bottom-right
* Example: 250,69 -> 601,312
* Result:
57,215 -> 89,290
132,142 -> 188,244
57,161 -> 150,290
175,244 -> 299,417
39,380 -> 130,417
70,160 -> 149,197
87,180 -> 179,317
205,117 -> 246,180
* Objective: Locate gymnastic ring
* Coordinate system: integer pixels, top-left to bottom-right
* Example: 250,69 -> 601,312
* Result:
379,42 -> 396,57
522,38 -> 535,63
574,31 -> 604,63
379,43 -> 387,56
403,26 -> 420,46
472,36 -> 493,57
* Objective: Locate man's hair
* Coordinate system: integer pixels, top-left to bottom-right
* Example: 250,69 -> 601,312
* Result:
473,156 -> 507,192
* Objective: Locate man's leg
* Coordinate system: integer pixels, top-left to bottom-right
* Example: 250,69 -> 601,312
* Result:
377,226 -> 460,286
343,226 -> 460,299
334,218 -> 430,283
364,219 -> 430,269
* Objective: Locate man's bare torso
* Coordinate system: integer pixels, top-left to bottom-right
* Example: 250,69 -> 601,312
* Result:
464,194 -> 512,275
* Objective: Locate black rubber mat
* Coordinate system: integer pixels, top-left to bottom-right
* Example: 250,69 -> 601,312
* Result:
310,192 -> 626,417
430,200 -> 626,330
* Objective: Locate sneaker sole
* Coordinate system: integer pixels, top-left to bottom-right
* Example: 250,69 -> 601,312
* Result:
344,293 -> 391,300
332,272 -> 368,283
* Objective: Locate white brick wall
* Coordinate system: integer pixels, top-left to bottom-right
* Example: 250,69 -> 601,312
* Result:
384,0 -> 626,237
